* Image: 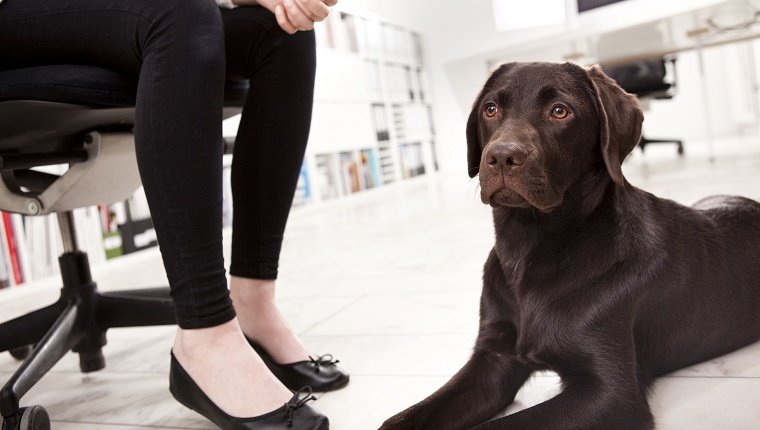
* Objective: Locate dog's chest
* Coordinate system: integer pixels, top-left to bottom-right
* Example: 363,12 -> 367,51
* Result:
496,241 -> 599,368
501,263 -> 579,368
512,299 -> 563,367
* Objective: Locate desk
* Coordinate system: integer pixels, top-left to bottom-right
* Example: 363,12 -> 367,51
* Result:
482,0 -> 758,65
481,0 -> 760,159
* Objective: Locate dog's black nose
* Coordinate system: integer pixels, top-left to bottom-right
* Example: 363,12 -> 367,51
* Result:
486,144 -> 527,171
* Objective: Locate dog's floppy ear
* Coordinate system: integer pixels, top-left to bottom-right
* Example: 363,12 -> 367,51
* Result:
467,63 -> 516,178
466,99 -> 482,178
586,66 -> 644,186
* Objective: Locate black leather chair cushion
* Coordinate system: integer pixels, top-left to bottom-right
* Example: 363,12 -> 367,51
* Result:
0,65 -> 138,107
0,64 -> 250,107
0,64 -> 248,151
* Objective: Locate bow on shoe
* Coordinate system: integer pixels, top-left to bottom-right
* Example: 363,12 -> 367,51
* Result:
284,386 -> 317,426
308,354 -> 340,374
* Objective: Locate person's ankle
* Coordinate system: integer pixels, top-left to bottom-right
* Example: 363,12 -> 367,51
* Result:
173,319 -> 245,358
229,276 -> 277,310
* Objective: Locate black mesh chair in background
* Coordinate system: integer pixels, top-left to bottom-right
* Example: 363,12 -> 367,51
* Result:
604,57 -> 685,155
0,65 -> 245,430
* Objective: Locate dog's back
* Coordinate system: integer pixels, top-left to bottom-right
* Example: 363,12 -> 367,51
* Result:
633,192 -> 760,379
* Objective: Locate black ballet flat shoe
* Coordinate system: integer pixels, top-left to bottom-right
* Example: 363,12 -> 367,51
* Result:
247,339 -> 350,393
169,352 -> 329,430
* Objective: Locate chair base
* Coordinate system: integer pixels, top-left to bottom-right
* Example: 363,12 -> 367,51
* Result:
0,250 -> 175,427
639,135 -> 684,156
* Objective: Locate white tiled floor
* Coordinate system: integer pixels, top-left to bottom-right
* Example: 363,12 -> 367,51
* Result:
2,137 -> 760,429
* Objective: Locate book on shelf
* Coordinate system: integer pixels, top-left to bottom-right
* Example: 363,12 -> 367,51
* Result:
392,104 -> 434,142
340,12 -> 359,53
293,163 -> 311,206
0,202 -> 137,288
371,103 -> 389,141
11,214 -> 32,286
399,142 -> 426,179
377,141 -> 397,184
365,60 -> 382,101
339,151 -> 361,194
364,18 -> 384,58
1,212 -> 24,285
74,207 -> 107,267
222,166 -> 233,227
412,33 -> 424,65
315,153 -> 341,200
315,10 -> 420,65
300,8 -> 436,201
21,214 -> 60,282
382,64 -> 415,103
405,66 -> 415,101
360,149 -> 382,189
0,221 -> 11,289
314,13 -> 336,49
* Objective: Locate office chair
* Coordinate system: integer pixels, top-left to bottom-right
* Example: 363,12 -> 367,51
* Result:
0,64 -> 245,430
603,57 -> 685,155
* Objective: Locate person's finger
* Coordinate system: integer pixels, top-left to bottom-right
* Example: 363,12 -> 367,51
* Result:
283,0 -> 315,31
322,0 -> 338,6
274,4 -> 298,34
295,0 -> 330,21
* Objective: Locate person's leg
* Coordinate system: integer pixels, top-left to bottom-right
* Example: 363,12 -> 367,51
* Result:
0,0 -> 291,417
222,6 -> 316,363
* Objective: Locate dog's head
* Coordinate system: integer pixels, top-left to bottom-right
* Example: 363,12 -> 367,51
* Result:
467,62 -> 643,211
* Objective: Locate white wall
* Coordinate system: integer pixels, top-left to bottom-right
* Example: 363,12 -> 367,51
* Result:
344,0 -> 760,173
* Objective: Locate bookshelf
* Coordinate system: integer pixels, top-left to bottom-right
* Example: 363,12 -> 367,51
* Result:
0,6 -> 437,290
303,7 -> 438,203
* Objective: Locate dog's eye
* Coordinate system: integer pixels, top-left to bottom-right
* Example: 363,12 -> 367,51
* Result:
484,103 -> 498,118
551,105 -> 569,119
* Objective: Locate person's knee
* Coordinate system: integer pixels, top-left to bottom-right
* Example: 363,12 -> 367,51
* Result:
149,0 -> 225,56
276,30 -> 316,75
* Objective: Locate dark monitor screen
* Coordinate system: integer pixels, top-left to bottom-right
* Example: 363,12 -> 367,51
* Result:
577,0 -> 628,13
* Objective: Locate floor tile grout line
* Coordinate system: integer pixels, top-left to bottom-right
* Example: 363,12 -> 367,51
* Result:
51,419 -> 212,429
297,294 -> 368,336
297,331 -> 478,337
299,332 -> 478,338
660,375 -> 760,380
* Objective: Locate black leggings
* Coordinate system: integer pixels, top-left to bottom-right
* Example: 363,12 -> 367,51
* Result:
0,0 -> 316,329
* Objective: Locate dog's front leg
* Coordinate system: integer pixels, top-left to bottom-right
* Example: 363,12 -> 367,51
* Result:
380,250 -> 530,430
467,383 -> 653,430
469,333 -> 655,430
379,349 -> 532,430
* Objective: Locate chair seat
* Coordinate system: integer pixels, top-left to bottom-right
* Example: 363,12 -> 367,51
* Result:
0,64 -> 248,151
0,65 -> 139,107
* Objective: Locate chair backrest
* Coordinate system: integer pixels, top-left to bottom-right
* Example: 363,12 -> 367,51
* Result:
603,58 -> 673,97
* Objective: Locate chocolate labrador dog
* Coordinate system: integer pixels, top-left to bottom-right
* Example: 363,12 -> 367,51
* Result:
379,62 -> 760,430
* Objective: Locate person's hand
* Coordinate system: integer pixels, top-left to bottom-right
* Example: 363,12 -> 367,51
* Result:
274,0 -> 338,34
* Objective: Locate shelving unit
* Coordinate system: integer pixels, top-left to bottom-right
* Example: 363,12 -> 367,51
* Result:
0,6 -> 437,290
302,8 -> 437,203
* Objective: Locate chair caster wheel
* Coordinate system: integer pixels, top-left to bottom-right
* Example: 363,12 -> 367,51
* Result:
1,406 -> 51,430
19,406 -> 50,430
9,345 -> 34,361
